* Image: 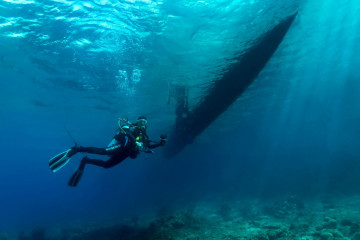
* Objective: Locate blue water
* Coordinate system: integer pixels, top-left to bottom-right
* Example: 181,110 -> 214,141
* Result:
1,0 -> 360,237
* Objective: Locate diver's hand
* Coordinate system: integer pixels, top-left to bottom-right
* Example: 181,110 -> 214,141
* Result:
135,141 -> 143,150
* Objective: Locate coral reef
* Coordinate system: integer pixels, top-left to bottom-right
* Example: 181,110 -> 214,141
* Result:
4,195 -> 360,240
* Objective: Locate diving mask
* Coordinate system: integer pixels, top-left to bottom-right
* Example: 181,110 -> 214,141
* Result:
138,118 -> 147,127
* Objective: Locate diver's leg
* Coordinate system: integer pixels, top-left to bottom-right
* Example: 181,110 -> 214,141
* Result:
81,153 -> 128,169
67,153 -> 128,187
68,158 -> 86,187
77,146 -> 109,155
76,142 -> 125,156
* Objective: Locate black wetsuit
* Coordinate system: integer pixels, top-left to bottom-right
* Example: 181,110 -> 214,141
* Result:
77,126 -> 162,169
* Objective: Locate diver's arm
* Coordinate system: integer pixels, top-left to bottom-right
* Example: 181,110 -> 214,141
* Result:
146,134 -> 167,149
147,142 -> 162,149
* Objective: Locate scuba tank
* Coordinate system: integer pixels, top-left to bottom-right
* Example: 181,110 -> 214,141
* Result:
117,117 -> 131,134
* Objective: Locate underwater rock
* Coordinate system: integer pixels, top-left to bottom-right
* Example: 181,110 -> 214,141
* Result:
341,219 -> 354,227
263,195 -> 305,218
316,228 -> 344,240
319,231 -> 333,240
253,232 -> 268,240
266,227 -> 289,240
298,236 -> 314,240
330,229 -> 344,238
350,224 -> 360,235
352,232 -> 360,240
137,209 -> 205,240
322,217 -> 337,229
251,227 -> 290,240
162,209 -> 201,230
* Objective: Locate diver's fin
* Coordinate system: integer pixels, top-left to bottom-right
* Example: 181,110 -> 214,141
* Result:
49,148 -> 76,172
67,162 -> 85,187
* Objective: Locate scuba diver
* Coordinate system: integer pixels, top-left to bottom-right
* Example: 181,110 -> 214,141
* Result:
49,116 -> 167,187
